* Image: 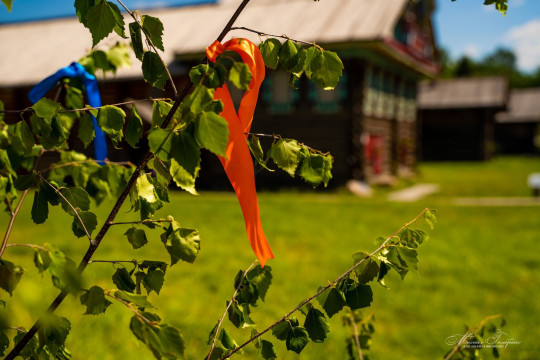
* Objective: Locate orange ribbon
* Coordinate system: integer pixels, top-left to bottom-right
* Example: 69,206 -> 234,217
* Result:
206,38 -> 274,267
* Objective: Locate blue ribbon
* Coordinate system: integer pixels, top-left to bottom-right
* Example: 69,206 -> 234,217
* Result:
28,62 -> 108,162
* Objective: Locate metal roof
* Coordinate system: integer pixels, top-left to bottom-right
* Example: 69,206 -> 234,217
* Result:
417,76 -> 508,109
0,0 -> 411,87
496,88 -> 540,123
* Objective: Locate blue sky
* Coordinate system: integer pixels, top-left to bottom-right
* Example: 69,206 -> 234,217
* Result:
1,0 -> 540,72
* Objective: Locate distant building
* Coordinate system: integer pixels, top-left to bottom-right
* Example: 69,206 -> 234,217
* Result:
495,88 -> 540,154
417,76 -> 508,161
0,0 -> 439,187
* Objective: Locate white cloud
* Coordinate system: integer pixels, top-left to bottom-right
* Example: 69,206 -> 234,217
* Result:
463,44 -> 480,59
506,19 -> 540,71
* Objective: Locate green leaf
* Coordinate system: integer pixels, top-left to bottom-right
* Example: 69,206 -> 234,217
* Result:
195,111 -> 229,157
80,286 -> 112,315
279,40 -> 301,71
160,221 -> 201,265
169,130 -> 201,195
299,152 -> 333,187
14,173 -> 37,191
305,48 -> 343,90
246,265 -> 272,301
0,331 -> 8,356
183,85 -> 215,115
189,64 -> 224,89
113,290 -> 155,309
31,188 -> 49,224
269,139 -> 302,176
316,287 -> 346,318
32,98 -> 62,122
143,268 -> 165,295
78,113 -> 95,148
352,252 -> 380,284
72,211 -> 98,238
129,22 -> 145,61
126,104 -> 144,148
261,340 -> 277,360
125,227 -> 148,249
142,15 -> 165,52
112,267 -> 136,292
85,1 -> 117,47
1,0 -> 13,12
304,306 -> 329,343
0,259 -> 24,296
107,42 -> 131,69
148,127 -> 173,160
136,174 -> 158,204
158,324 -> 185,359
384,246 -> 419,279
108,2 -> 125,38
229,62 -> 252,90
286,326 -> 309,354
344,283 -> 373,310
424,209 -> 437,229
59,187 -> 91,215
15,120 -> 35,153
259,38 -> 281,69
217,328 -> 237,351
142,51 -> 167,90
40,315 -> 71,355
97,105 -> 125,145
130,314 -> 185,360
272,320 -> 292,341
247,135 -> 273,171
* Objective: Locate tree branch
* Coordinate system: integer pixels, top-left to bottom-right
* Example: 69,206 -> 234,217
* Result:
220,208 -> 430,359
105,291 -> 157,326
88,259 -> 138,265
0,151 -> 43,260
207,261 -> 257,360
116,0 -> 178,97
230,26 -> 317,47
108,219 -> 171,226
5,0 -> 253,357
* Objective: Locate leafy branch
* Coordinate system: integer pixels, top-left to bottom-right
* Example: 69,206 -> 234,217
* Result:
0,150 -> 43,260
37,173 -> 92,242
115,0 -> 178,96
231,26 -> 319,47
207,261 -> 257,360
220,208 -> 433,359
4,1 -> 253,358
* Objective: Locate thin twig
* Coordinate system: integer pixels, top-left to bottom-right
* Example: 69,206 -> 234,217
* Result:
348,312 -> 363,360
0,97 -> 169,117
105,292 -> 156,326
40,160 -> 133,174
108,219 -> 171,226
88,259 -> 138,265
230,26 -> 316,47
246,132 -> 331,156
5,1 -> 252,357
444,314 -> 504,360
207,261 -> 257,360
0,151 -> 44,260
37,173 -> 92,242
116,0 -> 178,97
5,243 -> 48,251
220,208 -> 430,360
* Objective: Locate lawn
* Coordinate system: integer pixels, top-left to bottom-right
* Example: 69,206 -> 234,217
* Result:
2,156 -> 540,359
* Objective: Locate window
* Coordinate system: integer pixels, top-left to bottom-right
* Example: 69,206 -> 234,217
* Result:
262,70 -> 299,114
309,72 -> 348,113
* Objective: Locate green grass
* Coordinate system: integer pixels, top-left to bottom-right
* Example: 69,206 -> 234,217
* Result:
2,156 -> 540,359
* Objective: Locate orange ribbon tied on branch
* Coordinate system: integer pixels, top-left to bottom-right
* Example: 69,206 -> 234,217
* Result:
206,38 -> 274,267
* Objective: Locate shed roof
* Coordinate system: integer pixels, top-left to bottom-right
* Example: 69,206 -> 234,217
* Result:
496,88 -> 540,123
0,0 -> 426,87
417,76 -> 508,110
